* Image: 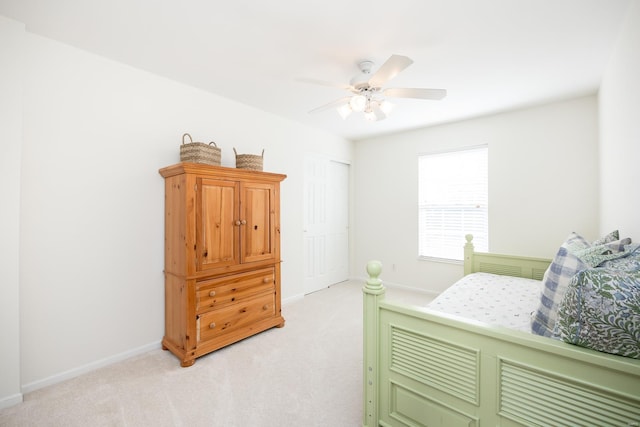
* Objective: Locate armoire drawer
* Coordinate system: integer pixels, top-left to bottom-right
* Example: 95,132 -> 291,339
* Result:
197,292 -> 276,343
195,268 -> 275,314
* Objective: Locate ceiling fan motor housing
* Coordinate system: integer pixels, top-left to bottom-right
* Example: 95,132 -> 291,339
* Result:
350,60 -> 376,89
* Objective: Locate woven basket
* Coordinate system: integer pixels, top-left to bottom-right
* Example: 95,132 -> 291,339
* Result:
180,133 -> 221,166
234,148 -> 264,171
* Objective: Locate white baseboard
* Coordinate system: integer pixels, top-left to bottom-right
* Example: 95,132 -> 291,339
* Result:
21,341 -> 162,395
0,392 -> 23,410
282,293 -> 304,305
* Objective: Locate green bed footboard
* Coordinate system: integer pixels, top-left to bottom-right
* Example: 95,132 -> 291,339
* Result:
363,257 -> 640,427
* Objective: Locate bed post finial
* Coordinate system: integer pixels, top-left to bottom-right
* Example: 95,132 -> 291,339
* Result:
365,260 -> 383,291
464,234 -> 474,276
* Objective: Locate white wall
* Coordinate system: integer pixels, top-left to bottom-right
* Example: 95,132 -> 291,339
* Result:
599,0 -> 640,239
0,16 -> 24,410
2,19 -> 352,399
353,96 -> 599,293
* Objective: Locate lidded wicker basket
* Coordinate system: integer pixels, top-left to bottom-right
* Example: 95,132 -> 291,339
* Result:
234,148 -> 264,171
180,133 -> 221,166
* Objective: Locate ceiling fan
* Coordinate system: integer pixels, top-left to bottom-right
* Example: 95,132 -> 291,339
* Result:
308,54 -> 447,121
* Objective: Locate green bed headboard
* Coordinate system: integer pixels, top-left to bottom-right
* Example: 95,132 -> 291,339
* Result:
463,234 -> 551,280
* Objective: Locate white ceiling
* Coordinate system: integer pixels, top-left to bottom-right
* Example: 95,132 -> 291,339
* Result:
0,0 -> 633,140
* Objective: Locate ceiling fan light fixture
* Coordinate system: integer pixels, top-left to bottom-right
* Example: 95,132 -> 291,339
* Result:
364,110 -> 377,121
349,94 -> 367,112
380,100 -> 395,116
337,103 -> 352,120
364,102 -> 387,121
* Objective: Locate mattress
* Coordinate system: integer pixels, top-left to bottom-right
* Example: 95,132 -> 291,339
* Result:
427,272 -> 541,332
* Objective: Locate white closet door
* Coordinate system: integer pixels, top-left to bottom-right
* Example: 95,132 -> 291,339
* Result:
304,155 -> 349,294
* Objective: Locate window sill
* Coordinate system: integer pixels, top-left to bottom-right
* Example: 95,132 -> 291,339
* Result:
418,256 -> 463,265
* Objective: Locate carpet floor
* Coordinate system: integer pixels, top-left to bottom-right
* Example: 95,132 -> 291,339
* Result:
0,280 -> 433,427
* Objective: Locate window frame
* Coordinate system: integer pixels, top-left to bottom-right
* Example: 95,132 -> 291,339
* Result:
417,145 -> 488,262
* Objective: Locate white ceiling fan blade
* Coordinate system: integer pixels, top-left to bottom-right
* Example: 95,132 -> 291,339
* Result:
308,97 -> 351,114
368,55 -> 413,88
383,88 -> 447,100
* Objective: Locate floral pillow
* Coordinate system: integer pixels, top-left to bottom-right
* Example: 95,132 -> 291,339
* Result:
555,264 -> 640,359
591,229 -> 620,246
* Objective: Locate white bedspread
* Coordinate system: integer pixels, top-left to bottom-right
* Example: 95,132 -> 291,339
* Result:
427,272 -> 541,332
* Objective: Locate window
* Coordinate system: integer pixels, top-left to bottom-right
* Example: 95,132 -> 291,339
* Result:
418,145 -> 488,261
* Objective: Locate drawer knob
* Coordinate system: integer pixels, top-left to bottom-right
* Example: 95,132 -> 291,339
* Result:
209,290 -> 216,297
209,322 -> 216,329
263,277 -> 271,284
263,304 -> 270,311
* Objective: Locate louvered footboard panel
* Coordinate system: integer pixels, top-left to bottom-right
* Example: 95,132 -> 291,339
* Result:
499,359 -> 640,427
390,325 -> 479,404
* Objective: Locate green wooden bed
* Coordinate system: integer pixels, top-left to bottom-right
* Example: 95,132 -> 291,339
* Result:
363,236 -> 640,427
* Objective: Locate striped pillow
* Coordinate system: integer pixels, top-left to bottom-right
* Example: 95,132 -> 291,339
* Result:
531,232 -> 590,337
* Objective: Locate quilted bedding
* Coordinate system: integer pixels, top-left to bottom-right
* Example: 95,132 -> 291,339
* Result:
427,272 -> 540,332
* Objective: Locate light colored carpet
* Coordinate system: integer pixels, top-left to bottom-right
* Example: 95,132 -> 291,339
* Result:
0,280 -> 434,427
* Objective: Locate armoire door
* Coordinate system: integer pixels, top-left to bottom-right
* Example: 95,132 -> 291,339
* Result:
240,181 -> 277,264
196,178 -> 240,271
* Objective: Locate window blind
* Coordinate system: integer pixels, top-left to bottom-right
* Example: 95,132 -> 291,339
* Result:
418,146 -> 488,260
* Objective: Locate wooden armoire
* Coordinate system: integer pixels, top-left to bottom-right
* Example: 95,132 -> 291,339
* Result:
159,162 -> 286,366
